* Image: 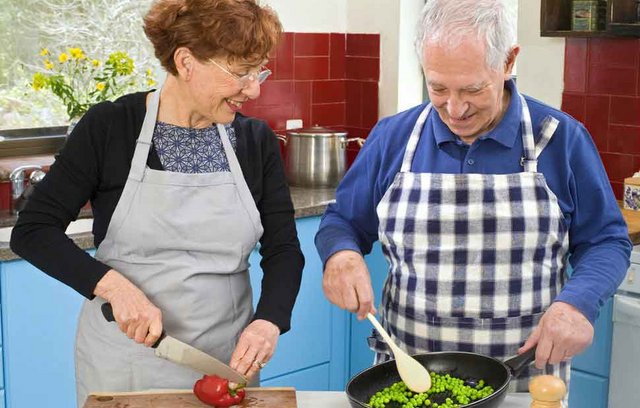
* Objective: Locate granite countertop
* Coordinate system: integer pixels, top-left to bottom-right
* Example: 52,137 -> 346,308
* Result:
0,186 -> 336,261
2,186 -> 640,262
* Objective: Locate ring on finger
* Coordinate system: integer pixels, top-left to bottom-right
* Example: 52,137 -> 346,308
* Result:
253,360 -> 266,369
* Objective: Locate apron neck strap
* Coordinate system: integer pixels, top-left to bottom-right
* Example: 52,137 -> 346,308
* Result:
400,104 -> 432,173
129,88 -> 162,182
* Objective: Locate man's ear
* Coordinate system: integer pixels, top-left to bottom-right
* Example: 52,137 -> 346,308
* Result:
504,45 -> 520,79
174,47 -> 194,79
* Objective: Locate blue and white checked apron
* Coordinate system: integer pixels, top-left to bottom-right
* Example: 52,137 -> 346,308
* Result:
369,94 -> 570,392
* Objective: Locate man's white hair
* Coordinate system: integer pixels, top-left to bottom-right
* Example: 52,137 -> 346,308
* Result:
415,0 -> 517,71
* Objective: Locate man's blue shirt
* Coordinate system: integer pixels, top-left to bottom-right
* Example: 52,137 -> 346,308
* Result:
315,80 -> 632,324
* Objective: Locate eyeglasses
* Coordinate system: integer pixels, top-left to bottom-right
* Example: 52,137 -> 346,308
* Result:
208,58 -> 272,88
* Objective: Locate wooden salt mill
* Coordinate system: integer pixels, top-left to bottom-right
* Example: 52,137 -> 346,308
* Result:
529,375 -> 567,408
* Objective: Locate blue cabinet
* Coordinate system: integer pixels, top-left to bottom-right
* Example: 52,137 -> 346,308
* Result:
568,298 -> 613,408
0,215 -> 351,408
0,254 -> 87,408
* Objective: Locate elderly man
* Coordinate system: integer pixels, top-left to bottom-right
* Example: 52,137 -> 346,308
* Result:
315,0 -> 631,391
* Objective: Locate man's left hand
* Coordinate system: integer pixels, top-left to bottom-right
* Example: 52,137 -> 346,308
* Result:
519,301 -> 594,369
230,319 -> 280,378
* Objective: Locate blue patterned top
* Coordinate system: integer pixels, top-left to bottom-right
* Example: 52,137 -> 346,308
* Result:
152,121 -> 237,173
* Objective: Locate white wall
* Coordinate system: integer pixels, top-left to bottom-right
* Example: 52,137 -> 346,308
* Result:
516,0 -> 565,108
262,0 -> 347,32
347,0 -> 424,118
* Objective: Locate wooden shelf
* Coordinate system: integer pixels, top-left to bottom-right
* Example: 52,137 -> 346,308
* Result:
541,0 -> 640,38
541,29 -> 614,37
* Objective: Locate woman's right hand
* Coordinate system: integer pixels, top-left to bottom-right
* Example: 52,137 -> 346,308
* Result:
93,269 -> 163,347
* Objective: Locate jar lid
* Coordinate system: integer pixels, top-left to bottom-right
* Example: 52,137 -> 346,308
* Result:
287,125 -> 348,137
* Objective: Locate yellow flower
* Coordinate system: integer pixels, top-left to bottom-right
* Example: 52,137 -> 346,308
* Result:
32,72 -> 48,91
91,59 -> 101,67
69,47 -> 85,60
107,51 -> 134,75
96,82 -> 105,91
58,53 -> 69,63
146,68 -> 153,77
44,60 -> 54,70
147,79 -> 156,87
40,48 -> 50,56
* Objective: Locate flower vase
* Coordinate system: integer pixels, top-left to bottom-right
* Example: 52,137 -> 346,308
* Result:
66,117 -> 81,136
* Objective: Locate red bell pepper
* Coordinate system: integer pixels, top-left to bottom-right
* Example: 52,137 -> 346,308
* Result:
193,374 -> 246,407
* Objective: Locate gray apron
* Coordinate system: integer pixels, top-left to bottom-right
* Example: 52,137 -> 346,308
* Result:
75,88 -> 263,405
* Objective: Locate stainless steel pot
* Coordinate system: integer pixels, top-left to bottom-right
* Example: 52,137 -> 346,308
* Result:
277,126 -> 365,188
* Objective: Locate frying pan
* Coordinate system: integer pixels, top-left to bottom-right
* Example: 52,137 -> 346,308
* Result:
346,348 -> 536,408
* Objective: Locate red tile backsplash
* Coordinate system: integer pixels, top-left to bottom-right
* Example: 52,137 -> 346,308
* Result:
589,38 -> 639,68
561,93 -> 586,123
312,80 -> 346,104
585,95 -> 610,151
346,56 -> 380,81
564,38 -> 588,93
347,34 -> 381,57
608,125 -> 640,154
610,96 -> 640,126
330,34 -> 346,79
294,33 -> 330,56
587,65 -> 637,96
563,38 -> 640,200
242,32 -> 381,170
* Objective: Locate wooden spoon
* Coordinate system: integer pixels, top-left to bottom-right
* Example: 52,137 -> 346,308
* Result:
366,313 -> 432,392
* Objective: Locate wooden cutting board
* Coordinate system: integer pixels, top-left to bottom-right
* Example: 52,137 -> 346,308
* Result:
83,387 -> 297,407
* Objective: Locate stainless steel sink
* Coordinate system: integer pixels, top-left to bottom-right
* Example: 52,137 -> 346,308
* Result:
0,126 -> 67,157
0,218 -> 93,242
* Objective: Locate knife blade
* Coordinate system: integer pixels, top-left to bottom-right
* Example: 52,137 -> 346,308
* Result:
101,303 -> 247,384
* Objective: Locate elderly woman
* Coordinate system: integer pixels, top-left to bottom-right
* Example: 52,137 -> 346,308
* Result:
10,0 -> 303,404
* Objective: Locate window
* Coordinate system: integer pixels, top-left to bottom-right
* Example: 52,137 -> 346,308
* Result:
0,0 -> 159,130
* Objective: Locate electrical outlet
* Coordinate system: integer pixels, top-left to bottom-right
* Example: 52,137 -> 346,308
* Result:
286,119 -> 303,130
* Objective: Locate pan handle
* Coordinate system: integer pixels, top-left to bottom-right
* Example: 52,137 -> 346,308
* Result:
101,302 -> 167,349
503,347 -> 536,377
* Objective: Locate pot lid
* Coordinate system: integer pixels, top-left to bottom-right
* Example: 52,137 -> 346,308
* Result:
287,125 -> 348,137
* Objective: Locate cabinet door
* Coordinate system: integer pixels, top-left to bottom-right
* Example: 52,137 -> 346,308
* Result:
248,216 -> 349,391
1,257 -> 86,408
349,242 -> 389,378
260,363 -> 330,390
568,369 -> 608,408
571,297 -> 613,378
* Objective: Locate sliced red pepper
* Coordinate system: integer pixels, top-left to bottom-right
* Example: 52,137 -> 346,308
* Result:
193,374 -> 246,407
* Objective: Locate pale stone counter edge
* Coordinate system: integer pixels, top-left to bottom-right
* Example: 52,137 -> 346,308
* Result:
0,186 -> 337,261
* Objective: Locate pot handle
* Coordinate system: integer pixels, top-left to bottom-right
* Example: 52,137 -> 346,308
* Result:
341,137 -> 366,149
275,133 -> 287,145
503,347 -> 536,377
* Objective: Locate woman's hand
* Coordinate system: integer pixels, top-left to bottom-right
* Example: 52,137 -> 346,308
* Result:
94,269 -> 163,347
229,319 -> 280,378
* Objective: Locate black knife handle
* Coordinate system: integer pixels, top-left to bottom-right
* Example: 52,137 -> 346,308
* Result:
101,302 -> 166,349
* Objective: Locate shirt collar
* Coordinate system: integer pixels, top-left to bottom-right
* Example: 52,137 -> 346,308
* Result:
429,78 -> 522,148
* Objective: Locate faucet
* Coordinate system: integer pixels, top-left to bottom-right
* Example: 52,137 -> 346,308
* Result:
9,165 -> 45,214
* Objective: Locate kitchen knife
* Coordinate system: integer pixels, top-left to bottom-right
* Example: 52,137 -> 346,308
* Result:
101,303 -> 248,384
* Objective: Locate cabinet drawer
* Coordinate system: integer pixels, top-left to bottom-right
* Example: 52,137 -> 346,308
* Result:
260,363 -> 330,390
568,369 -> 608,408
571,298 -> 613,377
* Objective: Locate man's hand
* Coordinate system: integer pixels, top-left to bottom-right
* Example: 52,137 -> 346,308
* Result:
519,301 -> 594,369
323,250 -> 376,320
94,269 -> 163,347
